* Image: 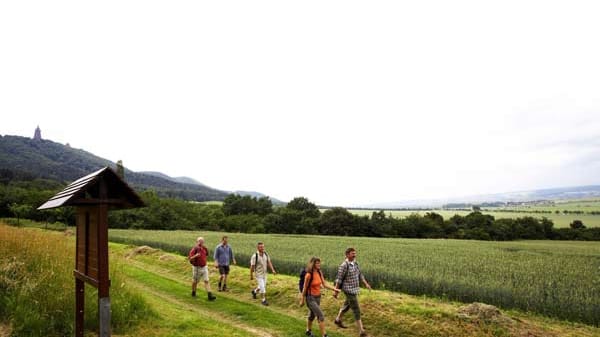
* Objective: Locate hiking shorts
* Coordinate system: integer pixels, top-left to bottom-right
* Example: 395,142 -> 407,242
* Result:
218,265 -> 230,275
340,292 -> 361,320
306,295 -> 324,322
256,276 -> 267,294
192,265 -> 209,282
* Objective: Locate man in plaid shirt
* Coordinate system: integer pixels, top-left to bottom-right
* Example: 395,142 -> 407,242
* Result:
333,247 -> 371,337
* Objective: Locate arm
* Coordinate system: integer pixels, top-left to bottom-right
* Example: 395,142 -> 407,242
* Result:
213,246 -> 219,268
360,272 -> 372,290
189,247 -> 199,261
250,255 -> 255,280
322,277 -> 340,292
333,263 -> 344,290
230,247 -> 237,265
268,259 -> 276,274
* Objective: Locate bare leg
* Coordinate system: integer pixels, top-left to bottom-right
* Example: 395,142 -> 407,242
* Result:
356,319 -> 366,335
318,320 -> 326,336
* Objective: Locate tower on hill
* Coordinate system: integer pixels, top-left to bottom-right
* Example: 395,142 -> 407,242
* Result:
33,126 -> 42,140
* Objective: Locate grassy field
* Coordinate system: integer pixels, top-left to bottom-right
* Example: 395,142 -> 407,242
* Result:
107,229 -> 600,326
3,222 -> 600,337
346,206 -> 600,228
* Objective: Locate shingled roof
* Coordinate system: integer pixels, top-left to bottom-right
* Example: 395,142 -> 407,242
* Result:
38,167 -> 145,210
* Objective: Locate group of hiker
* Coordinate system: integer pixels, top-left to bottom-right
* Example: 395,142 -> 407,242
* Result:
189,236 -> 371,337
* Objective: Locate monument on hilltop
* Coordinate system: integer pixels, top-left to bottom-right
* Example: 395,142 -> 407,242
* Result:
33,126 -> 42,140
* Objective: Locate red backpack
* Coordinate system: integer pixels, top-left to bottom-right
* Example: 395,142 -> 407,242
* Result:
188,247 -> 198,265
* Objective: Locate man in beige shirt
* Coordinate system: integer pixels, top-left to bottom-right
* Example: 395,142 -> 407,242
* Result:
250,242 -> 277,306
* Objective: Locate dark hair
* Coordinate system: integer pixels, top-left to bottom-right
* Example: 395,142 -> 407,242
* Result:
345,247 -> 355,255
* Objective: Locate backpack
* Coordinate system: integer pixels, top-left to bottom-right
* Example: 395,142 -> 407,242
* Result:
188,247 -> 198,265
298,268 -> 308,292
299,269 -> 323,295
252,251 -> 269,266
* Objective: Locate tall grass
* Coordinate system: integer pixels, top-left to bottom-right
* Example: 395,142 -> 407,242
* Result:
0,223 -> 156,337
108,229 -> 600,326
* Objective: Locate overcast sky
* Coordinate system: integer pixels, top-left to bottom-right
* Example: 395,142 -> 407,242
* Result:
1,1 -> 599,206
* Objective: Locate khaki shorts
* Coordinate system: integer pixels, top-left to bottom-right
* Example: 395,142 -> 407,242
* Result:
192,265 -> 209,282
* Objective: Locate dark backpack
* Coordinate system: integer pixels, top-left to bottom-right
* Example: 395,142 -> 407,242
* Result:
298,268 -> 308,292
252,252 -> 269,266
299,269 -> 323,295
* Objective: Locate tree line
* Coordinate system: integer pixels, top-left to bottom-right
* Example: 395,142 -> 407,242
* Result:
2,176 -> 599,241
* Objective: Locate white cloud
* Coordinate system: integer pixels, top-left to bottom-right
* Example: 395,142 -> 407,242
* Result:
1,1 -> 600,206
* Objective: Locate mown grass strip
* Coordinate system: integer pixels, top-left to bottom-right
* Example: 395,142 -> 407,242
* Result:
120,277 -> 259,337
119,263 -> 347,337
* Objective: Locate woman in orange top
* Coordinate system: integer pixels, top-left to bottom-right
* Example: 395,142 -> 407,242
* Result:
299,257 -> 339,337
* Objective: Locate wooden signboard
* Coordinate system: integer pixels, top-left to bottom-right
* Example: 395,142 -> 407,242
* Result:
76,206 -> 100,285
38,167 -> 143,337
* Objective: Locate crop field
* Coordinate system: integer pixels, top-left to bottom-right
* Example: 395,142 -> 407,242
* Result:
108,229 -> 600,326
346,206 -> 600,228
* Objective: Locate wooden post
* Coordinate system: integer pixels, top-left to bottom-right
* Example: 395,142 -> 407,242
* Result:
98,178 -> 111,337
75,278 -> 84,337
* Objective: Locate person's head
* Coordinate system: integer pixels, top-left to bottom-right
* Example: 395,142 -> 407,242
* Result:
257,242 -> 265,253
196,237 -> 205,246
222,236 -> 228,245
307,256 -> 321,272
345,247 -> 356,261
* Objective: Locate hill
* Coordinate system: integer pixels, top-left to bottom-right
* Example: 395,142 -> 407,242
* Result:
0,135 -> 229,201
141,171 -> 285,204
365,185 -> 600,208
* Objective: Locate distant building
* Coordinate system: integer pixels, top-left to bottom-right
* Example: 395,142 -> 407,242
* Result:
33,126 -> 42,140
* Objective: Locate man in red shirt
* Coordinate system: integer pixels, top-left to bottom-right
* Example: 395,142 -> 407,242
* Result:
189,237 -> 216,301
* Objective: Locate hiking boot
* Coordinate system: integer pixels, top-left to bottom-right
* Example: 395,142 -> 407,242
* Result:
334,319 -> 347,328
251,289 -> 257,299
304,330 -> 313,337
359,331 -> 367,337
191,291 -> 196,297
261,300 -> 269,306
208,292 -> 216,301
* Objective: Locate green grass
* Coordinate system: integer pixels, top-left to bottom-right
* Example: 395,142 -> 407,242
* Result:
0,224 -> 155,337
4,222 -> 600,337
108,229 -> 600,326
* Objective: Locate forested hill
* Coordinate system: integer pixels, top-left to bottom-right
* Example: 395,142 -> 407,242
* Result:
0,135 -> 229,201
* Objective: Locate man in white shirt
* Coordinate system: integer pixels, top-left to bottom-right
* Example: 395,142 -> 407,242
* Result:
250,242 -> 277,306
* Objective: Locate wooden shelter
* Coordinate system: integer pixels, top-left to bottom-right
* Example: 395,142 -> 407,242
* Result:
38,167 -> 144,337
